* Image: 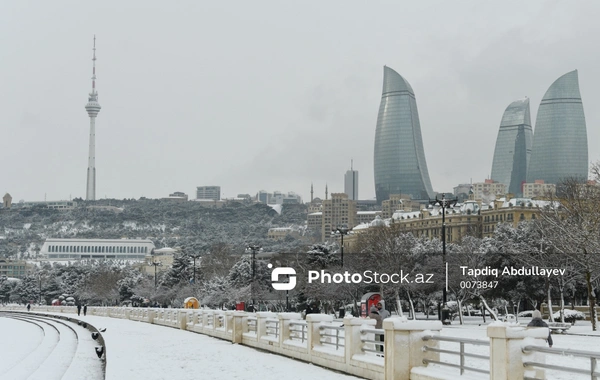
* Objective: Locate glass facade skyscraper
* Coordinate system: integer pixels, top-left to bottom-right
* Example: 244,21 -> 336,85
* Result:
374,66 -> 434,203
490,98 -> 533,196
527,70 -> 588,184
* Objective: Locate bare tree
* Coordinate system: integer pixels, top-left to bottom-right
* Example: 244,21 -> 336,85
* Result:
538,169 -> 600,330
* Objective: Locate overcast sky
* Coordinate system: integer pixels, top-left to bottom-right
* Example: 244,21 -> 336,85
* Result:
2,1 -> 599,203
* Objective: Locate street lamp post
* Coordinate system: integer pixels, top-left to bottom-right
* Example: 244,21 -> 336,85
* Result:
331,225 -> 350,266
38,272 -> 43,305
429,193 -> 458,325
246,245 -> 261,309
190,252 -> 201,284
151,261 -> 162,290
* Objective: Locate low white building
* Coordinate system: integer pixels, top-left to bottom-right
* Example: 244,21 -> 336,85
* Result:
40,238 -> 156,261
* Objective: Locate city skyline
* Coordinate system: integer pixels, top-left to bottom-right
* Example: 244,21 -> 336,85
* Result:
2,1 -> 600,202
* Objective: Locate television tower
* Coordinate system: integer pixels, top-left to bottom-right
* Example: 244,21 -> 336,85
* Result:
84,35 -> 101,200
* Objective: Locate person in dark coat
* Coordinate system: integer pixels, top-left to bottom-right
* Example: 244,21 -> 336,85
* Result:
83,304 -> 88,316
369,306 -> 384,353
528,310 -> 553,347
77,304 -> 82,316
305,303 -> 319,318
27,303 -> 31,311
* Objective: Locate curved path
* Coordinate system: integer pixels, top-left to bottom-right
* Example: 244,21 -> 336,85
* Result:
0,312 -> 104,380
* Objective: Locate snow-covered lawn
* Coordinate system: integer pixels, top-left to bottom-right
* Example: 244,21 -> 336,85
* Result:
437,322 -> 600,380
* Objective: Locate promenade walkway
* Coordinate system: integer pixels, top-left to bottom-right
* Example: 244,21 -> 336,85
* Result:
0,310 -> 360,380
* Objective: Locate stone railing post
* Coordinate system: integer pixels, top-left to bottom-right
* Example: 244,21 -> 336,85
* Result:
224,311 -> 233,333
487,323 -> 548,380
342,316 -> 374,364
232,311 -> 247,344
277,312 -> 302,346
202,310 -> 210,331
178,310 -> 187,330
307,314 -> 334,356
148,309 -> 155,324
383,317 -> 443,380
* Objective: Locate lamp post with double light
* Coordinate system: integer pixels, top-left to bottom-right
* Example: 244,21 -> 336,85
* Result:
428,193 -> 458,325
246,245 -> 261,309
151,260 -> 162,290
331,225 -> 351,267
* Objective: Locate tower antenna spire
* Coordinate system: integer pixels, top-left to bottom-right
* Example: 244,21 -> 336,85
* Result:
91,35 -> 97,99
85,35 -> 101,201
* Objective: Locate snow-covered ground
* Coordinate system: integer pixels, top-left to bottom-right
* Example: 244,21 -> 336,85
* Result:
1,311 -> 599,380
0,312 -> 362,380
434,317 -> 600,380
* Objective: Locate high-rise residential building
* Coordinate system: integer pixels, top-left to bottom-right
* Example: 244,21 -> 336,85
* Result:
344,160 -> 359,201
373,66 -> 434,204
85,36 -> 101,201
321,193 -> 356,241
522,180 -> 556,198
527,70 -> 588,184
472,180 -> 506,201
196,186 -> 221,200
490,98 -> 533,196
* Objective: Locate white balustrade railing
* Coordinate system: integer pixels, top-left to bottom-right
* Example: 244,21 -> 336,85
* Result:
289,320 -> 307,343
320,324 -> 344,351
360,326 -> 382,355
4,305 -> 596,380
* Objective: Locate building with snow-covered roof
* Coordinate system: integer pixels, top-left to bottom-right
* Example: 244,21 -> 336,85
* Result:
341,196 -> 549,250
142,247 -> 176,274
356,211 -> 381,225
267,227 -> 303,241
40,238 -> 155,261
471,180 -> 506,202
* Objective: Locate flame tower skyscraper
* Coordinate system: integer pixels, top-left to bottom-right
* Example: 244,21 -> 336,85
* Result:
373,66 -> 434,203
85,36 -> 101,200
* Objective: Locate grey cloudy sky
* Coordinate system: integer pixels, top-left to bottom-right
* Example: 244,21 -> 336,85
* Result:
2,1 -> 599,202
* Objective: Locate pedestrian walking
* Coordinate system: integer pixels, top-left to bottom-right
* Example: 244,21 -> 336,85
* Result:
83,304 -> 87,316
77,304 -> 82,316
27,303 -> 31,312
369,306 -> 384,354
527,310 -> 553,347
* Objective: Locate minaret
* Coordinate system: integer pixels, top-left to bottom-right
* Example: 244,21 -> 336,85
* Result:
310,183 -> 314,203
85,36 -> 101,201
325,184 -> 328,200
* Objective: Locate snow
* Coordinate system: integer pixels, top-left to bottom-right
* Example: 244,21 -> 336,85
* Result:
0,311 -> 361,380
436,322 -> 600,379
3,310 -> 600,380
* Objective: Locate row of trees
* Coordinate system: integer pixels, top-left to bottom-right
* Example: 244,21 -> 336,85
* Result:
3,166 -> 599,331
